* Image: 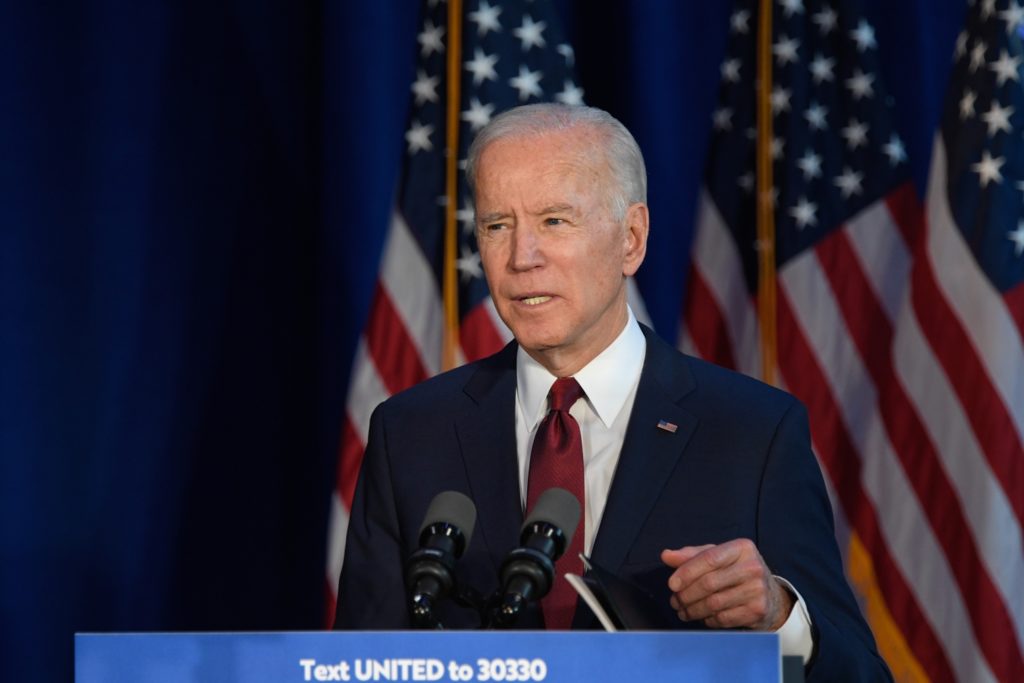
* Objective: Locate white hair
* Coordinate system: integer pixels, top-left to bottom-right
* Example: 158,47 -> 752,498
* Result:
464,103 -> 647,220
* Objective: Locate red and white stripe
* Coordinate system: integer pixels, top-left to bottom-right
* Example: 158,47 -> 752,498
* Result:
680,188 -> 761,377
682,137 -> 1024,681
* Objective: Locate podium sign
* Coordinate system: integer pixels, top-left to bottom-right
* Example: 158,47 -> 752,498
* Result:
76,631 -> 781,683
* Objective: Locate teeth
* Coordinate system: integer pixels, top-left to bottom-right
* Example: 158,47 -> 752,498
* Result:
521,296 -> 551,306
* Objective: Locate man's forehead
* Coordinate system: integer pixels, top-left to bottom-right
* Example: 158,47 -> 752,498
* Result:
480,126 -> 597,160
474,167 -> 590,207
471,127 -> 613,211
476,139 -> 606,188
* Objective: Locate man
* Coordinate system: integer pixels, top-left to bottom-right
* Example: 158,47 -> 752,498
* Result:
336,104 -> 891,681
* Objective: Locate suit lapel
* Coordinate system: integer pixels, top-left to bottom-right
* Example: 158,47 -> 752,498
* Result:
589,326 -> 698,574
454,343 -> 524,572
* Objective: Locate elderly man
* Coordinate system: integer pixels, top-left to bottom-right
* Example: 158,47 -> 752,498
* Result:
336,104 -> 891,682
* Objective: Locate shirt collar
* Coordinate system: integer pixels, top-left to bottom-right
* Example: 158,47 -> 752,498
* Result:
516,309 -> 647,431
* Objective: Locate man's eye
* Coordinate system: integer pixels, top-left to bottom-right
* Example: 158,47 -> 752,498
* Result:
484,222 -> 506,231
545,217 -> 565,226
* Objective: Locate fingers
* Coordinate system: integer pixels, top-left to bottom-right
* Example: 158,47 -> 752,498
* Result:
665,539 -> 749,592
662,539 -> 791,631
670,578 -> 770,627
673,541 -> 762,599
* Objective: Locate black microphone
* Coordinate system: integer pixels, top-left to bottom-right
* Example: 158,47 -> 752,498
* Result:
405,490 -> 477,629
493,487 -> 582,626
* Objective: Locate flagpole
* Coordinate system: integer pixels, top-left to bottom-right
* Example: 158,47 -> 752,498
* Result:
755,0 -> 778,386
442,0 -> 464,372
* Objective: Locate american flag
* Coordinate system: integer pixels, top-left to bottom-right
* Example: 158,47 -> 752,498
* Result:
324,0 -> 583,626
682,1 -> 1024,681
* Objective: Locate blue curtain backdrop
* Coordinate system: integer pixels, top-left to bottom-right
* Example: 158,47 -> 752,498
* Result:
0,2 -> 962,681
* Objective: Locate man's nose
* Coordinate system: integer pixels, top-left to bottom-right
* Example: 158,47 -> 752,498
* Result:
509,226 -> 544,271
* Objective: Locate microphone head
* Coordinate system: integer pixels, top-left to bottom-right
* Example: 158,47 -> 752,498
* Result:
419,490 -> 477,554
522,487 -> 582,550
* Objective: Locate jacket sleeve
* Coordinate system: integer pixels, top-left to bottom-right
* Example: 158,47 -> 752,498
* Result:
758,400 -> 893,682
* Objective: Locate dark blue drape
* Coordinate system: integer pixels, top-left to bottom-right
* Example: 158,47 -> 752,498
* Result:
0,2 -> 962,681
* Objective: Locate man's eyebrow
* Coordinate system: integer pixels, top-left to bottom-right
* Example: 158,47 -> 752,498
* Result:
533,203 -> 576,215
476,211 -> 511,224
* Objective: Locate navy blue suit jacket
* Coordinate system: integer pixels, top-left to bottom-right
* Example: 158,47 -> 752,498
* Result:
336,326 -> 892,682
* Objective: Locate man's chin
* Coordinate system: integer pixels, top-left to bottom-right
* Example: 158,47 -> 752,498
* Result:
510,330 -> 563,355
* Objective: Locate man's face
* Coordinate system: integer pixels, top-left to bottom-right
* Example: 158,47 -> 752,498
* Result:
474,127 -> 648,375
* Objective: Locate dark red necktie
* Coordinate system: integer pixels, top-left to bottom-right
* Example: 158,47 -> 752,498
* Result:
526,377 -> 585,630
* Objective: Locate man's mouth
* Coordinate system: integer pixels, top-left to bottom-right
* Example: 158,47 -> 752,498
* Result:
519,295 -> 552,306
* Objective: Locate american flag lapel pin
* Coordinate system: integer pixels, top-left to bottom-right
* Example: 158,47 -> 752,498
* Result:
657,419 -> 678,433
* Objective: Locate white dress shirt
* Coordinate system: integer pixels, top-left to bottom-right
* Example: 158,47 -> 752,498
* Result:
512,309 -> 814,662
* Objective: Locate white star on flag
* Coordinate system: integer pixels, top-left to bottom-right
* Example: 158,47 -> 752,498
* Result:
465,48 -> 499,85
850,20 -> 877,51
972,150 -> 1005,187
841,118 -> 869,149
509,65 -> 543,100
411,69 -> 439,105
809,54 -> 835,83
713,107 -> 733,131
812,7 -> 837,34
468,0 -> 502,36
805,102 -> 828,130
771,86 -> 792,114
989,48 -> 1022,86
462,97 -> 495,132
1001,1 -> 1024,35
730,9 -> 751,34
780,0 -> 804,18
418,20 -> 445,57
456,245 -> 483,281
845,69 -> 875,100
721,58 -> 742,83
457,201 -> 475,234
882,134 -> 907,166
513,15 -> 546,51
789,197 -> 818,229
797,150 -> 823,180
981,101 -> 1014,137
773,35 -> 800,66
556,44 -> 575,66
555,80 -> 584,105
405,120 -> 434,154
834,167 -> 864,198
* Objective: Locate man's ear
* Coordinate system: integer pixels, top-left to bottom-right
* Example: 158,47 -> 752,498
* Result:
622,202 -> 649,277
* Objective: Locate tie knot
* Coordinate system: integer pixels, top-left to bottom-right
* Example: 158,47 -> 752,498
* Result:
548,377 -> 584,412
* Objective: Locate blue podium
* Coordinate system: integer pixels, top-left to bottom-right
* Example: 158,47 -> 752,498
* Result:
76,631 -> 786,682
